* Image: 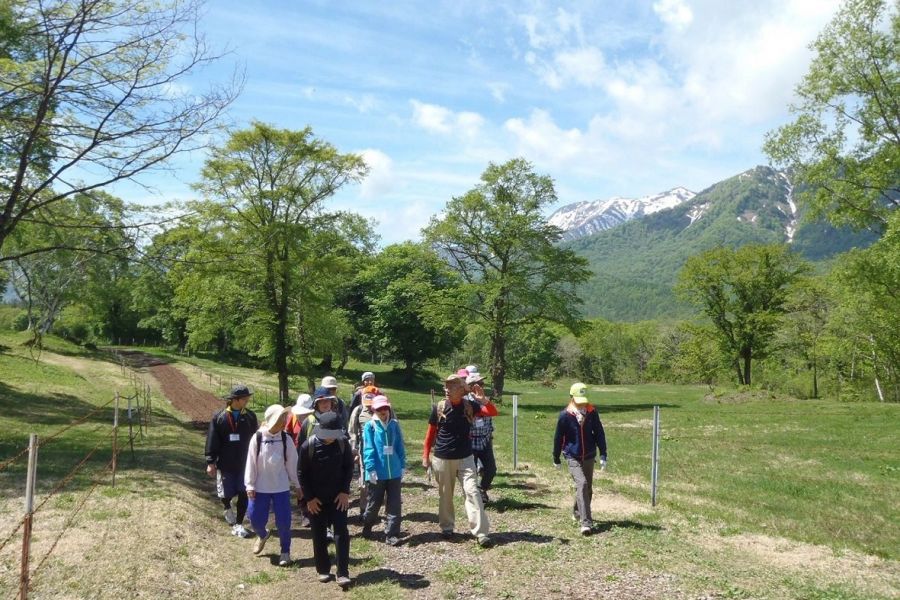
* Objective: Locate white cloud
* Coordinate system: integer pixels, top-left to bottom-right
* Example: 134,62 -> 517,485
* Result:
358,149 -> 396,199
504,109 -> 588,166
554,47 -> 605,88
653,0 -> 694,30
487,81 -> 509,103
410,100 -> 485,139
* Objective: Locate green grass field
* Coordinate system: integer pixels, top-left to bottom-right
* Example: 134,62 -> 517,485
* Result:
1,332 -> 898,599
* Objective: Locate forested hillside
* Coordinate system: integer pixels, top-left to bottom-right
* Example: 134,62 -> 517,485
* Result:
568,167 -> 879,320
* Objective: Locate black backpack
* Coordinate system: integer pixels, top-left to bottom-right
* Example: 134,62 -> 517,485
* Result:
255,430 -> 288,463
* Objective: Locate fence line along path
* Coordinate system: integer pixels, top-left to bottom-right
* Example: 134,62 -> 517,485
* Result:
115,350 -> 221,427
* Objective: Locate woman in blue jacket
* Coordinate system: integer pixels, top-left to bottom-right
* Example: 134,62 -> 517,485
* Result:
552,382 -> 607,536
361,394 -> 406,546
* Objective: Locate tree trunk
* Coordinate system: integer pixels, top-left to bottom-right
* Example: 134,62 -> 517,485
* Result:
743,351 -> 752,386
403,357 -> 415,385
318,353 -> 333,371
490,331 -> 506,398
734,360 -> 745,385
812,359 -> 818,399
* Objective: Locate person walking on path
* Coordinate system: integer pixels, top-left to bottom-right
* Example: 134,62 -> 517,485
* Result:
552,382 -> 608,536
422,373 -> 498,547
299,411 -> 355,589
361,394 -> 406,546
285,393 -> 314,448
205,384 -> 258,538
245,404 -> 302,566
348,386 -> 378,518
466,370 -> 496,504
348,371 -> 376,415
321,375 -> 349,429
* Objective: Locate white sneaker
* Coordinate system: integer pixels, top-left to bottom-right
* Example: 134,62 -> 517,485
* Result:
580,525 -> 592,536
278,552 -> 290,566
232,524 -> 251,538
223,507 -> 236,525
253,534 -> 268,554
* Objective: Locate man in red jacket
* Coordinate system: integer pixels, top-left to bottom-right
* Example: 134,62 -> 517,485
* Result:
422,373 -> 498,547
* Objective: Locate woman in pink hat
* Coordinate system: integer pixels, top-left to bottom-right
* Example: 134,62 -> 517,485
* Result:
361,394 -> 406,546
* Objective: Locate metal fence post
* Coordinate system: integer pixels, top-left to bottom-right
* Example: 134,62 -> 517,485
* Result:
112,393 -> 119,487
512,395 -> 519,470
651,405 -> 660,506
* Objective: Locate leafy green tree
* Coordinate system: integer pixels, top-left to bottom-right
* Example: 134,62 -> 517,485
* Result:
830,212 -> 900,400
780,277 -> 832,398
676,244 -> 809,385
349,242 -> 462,381
764,0 -> 899,230
424,158 -> 590,397
191,122 -> 368,402
0,0 -> 238,259
671,324 -> 723,388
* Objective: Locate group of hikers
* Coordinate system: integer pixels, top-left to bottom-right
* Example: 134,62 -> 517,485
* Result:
204,367 -> 607,589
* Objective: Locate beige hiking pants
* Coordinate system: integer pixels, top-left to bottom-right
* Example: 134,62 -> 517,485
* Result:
431,455 -> 489,537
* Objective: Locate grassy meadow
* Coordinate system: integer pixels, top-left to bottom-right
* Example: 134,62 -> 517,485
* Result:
0,332 -> 897,599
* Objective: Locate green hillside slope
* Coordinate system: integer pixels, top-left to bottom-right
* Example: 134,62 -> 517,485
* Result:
569,166 -> 879,320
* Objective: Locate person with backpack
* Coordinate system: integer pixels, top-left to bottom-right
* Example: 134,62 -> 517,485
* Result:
298,387 -> 347,447
348,371 -> 376,415
552,382 -> 608,536
361,394 -> 406,546
245,404 -> 301,566
466,370 -> 496,504
299,411 -> 354,589
205,384 -> 258,538
285,393 -> 314,448
320,375 -> 349,429
348,386 -> 378,518
422,373 -> 498,547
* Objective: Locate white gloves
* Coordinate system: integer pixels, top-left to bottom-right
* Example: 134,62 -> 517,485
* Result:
600,459 -> 607,471
368,471 -> 378,483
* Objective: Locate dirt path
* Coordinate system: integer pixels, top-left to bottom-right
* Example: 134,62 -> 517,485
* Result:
116,350 -> 221,426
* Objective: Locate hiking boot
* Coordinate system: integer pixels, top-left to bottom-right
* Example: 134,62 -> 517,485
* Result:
440,529 -> 454,540
476,534 -> 491,548
480,489 -> 490,504
253,534 -> 268,554
278,552 -> 290,566
223,507 -> 236,525
336,575 -> 352,588
232,524 -> 251,538
580,525 -> 592,536
361,524 -> 373,539
317,573 -> 332,583
385,536 -> 400,546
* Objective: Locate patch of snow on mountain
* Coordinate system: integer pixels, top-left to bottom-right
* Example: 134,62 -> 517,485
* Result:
686,202 -> 709,226
549,187 -> 695,240
778,172 -> 798,243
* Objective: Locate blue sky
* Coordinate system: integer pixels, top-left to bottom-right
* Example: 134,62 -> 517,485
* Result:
116,0 -> 843,245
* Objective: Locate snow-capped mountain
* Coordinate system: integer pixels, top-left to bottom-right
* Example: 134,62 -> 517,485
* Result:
549,187 -> 696,241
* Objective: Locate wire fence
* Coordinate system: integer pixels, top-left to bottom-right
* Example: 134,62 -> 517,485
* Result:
0,369 -> 152,600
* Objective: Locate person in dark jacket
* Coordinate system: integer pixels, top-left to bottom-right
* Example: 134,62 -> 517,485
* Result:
205,384 -> 258,538
552,382 -> 607,536
299,411 -> 354,589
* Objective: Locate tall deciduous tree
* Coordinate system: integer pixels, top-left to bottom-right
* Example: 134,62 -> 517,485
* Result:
193,122 -> 368,402
764,0 -> 899,230
676,244 -> 808,386
0,0 -> 238,259
348,242 -> 463,381
424,158 -> 590,397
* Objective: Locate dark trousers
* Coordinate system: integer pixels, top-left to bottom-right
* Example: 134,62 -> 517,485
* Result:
362,478 -> 402,537
473,443 -> 497,491
309,501 -> 349,577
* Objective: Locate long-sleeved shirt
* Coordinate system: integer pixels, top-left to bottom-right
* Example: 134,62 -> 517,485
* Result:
553,402 -> 607,464
298,436 -> 354,502
362,418 -> 406,481
204,407 -> 258,472
423,399 -> 499,460
244,428 -> 300,493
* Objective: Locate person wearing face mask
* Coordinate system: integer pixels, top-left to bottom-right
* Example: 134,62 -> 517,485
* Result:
205,385 -> 258,538
299,411 -> 355,589
361,394 -> 406,546
552,383 -> 608,536
245,404 -> 302,566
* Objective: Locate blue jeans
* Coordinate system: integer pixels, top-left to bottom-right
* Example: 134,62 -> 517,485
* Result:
248,490 -> 292,553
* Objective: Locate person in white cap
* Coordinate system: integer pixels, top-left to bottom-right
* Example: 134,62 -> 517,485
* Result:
552,383 -> 607,536
320,375 -> 349,428
349,371 -> 376,414
466,371 -> 496,503
361,394 -> 406,546
286,393 -> 314,448
245,404 -> 301,565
